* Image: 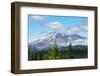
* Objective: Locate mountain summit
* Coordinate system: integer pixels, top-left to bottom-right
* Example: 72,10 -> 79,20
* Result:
29,32 -> 87,50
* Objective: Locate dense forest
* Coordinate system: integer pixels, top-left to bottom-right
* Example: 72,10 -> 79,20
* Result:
28,42 -> 87,61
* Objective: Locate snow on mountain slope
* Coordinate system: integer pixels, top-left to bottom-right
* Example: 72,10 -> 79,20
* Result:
29,32 -> 87,50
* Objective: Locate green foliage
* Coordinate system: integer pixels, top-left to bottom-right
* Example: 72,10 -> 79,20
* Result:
28,48 -> 34,60
48,42 -> 59,59
28,41 -> 87,61
66,42 -> 74,59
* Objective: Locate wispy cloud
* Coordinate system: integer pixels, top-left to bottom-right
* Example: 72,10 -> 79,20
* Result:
65,25 -> 87,35
48,21 -> 65,32
48,21 -> 87,35
31,15 -> 46,21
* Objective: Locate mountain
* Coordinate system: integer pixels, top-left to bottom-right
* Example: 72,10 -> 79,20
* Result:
29,32 -> 87,51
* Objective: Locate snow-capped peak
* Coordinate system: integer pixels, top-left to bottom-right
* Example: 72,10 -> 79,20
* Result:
29,32 -> 87,50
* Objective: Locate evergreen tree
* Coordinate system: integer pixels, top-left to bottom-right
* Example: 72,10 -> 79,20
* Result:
28,48 -> 34,60
48,40 -> 59,59
33,47 -> 37,60
28,49 -> 31,60
66,42 -> 74,59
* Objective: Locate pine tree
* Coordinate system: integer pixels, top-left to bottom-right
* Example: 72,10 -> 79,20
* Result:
48,40 -> 59,59
28,48 -> 32,60
66,42 -> 74,59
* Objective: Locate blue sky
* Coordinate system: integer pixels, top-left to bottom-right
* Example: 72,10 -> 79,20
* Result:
28,15 -> 88,42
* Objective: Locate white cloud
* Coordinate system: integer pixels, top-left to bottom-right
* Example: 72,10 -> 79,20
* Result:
48,21 -> 87,35
31,16 -> 45,21
79,25 -> 88,30
65,25 -> 87,35
48,21 -> 66,33
72,38 -> 88,45
48,21 -> 64,30
66,27 -> 80,35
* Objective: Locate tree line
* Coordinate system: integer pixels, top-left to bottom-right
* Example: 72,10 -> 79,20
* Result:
28,41 -> 74,60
